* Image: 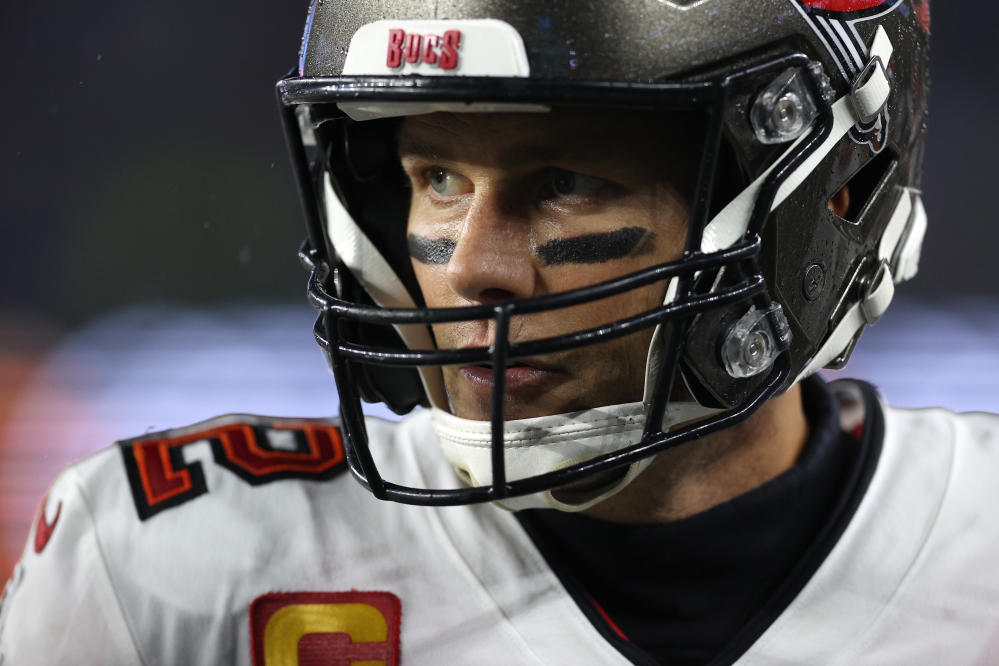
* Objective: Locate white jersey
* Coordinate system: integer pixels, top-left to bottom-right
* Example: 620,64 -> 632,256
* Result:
2,389 -> 999,665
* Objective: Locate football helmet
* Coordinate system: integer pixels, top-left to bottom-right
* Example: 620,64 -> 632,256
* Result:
277,0 -> 930,509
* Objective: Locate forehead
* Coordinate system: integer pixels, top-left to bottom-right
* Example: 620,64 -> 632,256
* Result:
397,107 -> 698,170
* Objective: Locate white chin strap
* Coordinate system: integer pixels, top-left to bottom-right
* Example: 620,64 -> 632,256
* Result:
433,402 -> 647,512
432,401 -> 716,512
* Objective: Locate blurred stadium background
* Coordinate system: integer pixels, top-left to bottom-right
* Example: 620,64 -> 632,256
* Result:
2,2 -> 997,579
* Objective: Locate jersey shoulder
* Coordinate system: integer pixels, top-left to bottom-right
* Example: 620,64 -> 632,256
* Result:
745,395 -> 999,664
0,413 -> 387,665
885,400 -> 999,454
113,412 -> 349,520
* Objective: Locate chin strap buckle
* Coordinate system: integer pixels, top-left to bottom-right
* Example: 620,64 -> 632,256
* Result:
849,25 -> 893,125
860,260 -> 894,325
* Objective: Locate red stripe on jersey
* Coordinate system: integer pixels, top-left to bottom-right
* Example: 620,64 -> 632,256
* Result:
589,595 -> 630,642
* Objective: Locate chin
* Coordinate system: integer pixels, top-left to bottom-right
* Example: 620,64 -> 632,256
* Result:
449,391 -> 615,422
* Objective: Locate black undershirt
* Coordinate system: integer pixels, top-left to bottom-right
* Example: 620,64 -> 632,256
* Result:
517,377 -> 878,665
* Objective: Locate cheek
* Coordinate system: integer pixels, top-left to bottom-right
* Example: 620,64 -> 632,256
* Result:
411,261 -> 471,348
411,261 -> 445,306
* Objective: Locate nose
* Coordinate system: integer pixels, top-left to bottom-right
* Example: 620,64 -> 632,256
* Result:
446,191 -> 537,304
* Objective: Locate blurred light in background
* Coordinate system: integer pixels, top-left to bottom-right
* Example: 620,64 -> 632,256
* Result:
2,296 -> 998,578
0,305 -> 397,580
825,296 -> 999,412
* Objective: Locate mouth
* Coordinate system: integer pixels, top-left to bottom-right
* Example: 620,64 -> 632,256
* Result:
458,357 -> 558,392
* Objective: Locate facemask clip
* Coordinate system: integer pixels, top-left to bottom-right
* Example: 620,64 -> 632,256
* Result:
720,303 -> 792,379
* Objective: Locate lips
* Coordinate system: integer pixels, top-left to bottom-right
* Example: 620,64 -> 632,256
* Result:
458,357 -> 558,391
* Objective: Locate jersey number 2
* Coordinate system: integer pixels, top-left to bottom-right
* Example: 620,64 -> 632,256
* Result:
119,417 -> 346,520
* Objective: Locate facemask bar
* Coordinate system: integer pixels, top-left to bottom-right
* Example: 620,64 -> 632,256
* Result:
641,77 -> 731,441
308,245 -> 769,504
278,50 -> 831,506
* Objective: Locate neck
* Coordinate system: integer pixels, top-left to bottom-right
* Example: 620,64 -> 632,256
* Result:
581,383 -> 809,524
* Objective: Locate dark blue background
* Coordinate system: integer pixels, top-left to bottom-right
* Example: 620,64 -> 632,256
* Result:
0,1 -> 995,325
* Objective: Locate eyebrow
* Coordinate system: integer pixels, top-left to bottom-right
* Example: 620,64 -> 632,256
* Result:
397,135 -> 444,163
537,227 -> 654,266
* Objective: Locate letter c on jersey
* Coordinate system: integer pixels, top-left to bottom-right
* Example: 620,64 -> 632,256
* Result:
250,591 -> 401,666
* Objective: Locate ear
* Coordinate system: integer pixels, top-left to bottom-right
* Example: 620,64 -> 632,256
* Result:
828,185 -> 850,218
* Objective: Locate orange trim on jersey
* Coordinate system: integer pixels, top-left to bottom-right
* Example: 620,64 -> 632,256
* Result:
122,418 -> 347,519
216,424 -> 345,476
133,439 -> 195,504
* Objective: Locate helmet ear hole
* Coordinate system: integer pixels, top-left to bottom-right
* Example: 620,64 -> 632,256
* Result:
836,148 -> 897,223
828,185 -> 850,218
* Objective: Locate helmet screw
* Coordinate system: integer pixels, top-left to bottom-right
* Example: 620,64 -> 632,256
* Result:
803,263 -> 825,301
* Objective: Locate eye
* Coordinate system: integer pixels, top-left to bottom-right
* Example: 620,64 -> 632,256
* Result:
427,167 -> 466,197
549,170 -> 606,201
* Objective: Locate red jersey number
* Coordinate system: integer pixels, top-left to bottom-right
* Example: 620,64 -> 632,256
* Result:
119,417 -> 346,520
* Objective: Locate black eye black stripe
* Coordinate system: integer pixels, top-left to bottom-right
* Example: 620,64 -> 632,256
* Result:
408,234 -> 456,264
536,227 -> 653,266
407,227 -> 653,266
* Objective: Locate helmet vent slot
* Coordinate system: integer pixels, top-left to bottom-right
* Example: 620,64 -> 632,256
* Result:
839,148 -> 897,223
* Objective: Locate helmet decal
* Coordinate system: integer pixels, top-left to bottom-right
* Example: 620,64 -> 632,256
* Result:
799,0 -> 890,11
342,19 -> 530,77
789,0 -> 907,152
789,0 -> 900,79
386,29 -> 461,70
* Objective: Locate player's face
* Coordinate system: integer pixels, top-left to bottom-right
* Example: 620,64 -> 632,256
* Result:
399,108 -> 693,420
